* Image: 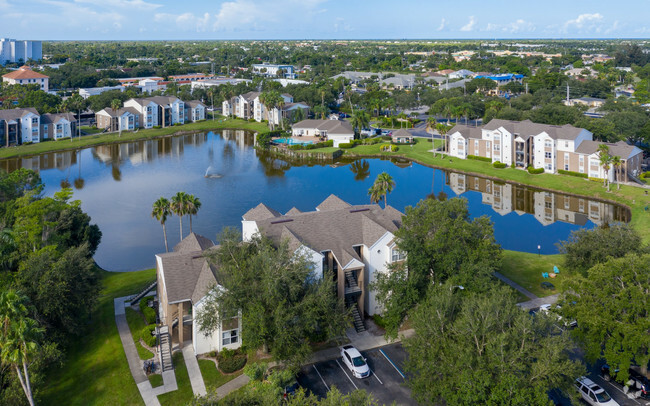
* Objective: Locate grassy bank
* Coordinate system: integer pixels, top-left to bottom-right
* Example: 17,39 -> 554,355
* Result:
0,117 -> 268,160
41,268 -> 155,406
500,251 -> 566,298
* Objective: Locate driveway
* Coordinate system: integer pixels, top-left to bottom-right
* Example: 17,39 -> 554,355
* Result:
298,343 -> 415,405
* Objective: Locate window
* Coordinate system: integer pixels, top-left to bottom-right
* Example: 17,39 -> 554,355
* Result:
545,152 -> 552,159
565,164 -> 569,170
545,140 -> 552,148
32,117 -> 38,125
457,140 -> 464,150
546,163 -> 552,170
391,248 -> 405,262
494,144 -> 500,151
222,329 -> 238,345
565,141 -> 569,148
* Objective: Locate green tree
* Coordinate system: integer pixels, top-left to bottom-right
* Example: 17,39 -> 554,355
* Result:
368,172 -> 394,208
349,160 -> 370,181
350,111 -> 369,135
151,197 -> 171,252
372,198 -> 502,337
196,229 -> 347,368
597,144 -> 611,190
611,155 -> 622,190
292,106 -> 305,123
561,253 -> 650,376
187,194 -> 201,234
170,191 -> 190,240
62,94 -> 87,140
110,98 -> 122,112
435,122 -> 451,155
405,284 -> 583,405
557,224 -> 644,276
0,290 -> 44,406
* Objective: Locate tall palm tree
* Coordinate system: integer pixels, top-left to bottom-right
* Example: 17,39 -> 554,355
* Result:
110,98 -> 122,112
598,144 -> 611,190
152,197 -> 171,252
350,111 -> 370,135
436,123 -> 450,156
171,192 -> 190,240
292,106 -> 305,123
187,194 -> 202,234
0,290 -> 42,406
611,155 -> 622,190
369,172 -> 395,208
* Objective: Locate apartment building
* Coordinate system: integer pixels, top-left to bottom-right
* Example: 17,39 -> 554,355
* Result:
95,107 -> 140,132
223,92 -> 308,125
0,39 -> 42,65
0,108 -> 76,147
448,119 -> 643,181
2,65 -> 49,91
251,63 -> 296,79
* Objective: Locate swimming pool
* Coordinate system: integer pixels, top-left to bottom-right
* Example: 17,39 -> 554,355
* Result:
274,138 -> 314,146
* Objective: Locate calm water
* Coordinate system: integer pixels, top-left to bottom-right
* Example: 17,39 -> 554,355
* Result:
0,130 -> 629,271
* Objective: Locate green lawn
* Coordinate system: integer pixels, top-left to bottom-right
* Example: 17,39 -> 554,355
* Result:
148,374 -> 164,388
124,308 -> 154,360
136,342 -> 154,361
0,117 -> 268,159
158,352 -> 194,405
40,268 -> 156,406
198,359 -> 241,391
80,126 -> 104,135
500,250 -> 566,298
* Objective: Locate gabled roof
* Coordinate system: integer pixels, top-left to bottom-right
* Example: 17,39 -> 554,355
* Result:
254,195 -> 403,270
449,124 -> 482,140
483,119 -> 585,141
391,129 -> 413,139
2,66 -> 49,80
174,232 -> 215,253
575,140 -> 642,159
41,112 -> 75,124
286,207 -> 302,216
97,107 -> 140,117
0,107 -> 39,121
292,119 -> 354,135
185,100 -> 206,108
242,202 -> 282,221
239,91 -> 260,102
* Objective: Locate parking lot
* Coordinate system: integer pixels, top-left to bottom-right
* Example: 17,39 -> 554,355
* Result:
298,342 -> 416,405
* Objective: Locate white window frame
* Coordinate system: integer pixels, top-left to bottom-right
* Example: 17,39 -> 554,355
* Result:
222,329 -> 238,345
391,248 -> 406,262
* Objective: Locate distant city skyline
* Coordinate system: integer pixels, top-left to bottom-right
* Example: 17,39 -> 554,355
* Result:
1,0 -> 649,41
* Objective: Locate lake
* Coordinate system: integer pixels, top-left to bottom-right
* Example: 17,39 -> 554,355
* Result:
0,130 -> 630,271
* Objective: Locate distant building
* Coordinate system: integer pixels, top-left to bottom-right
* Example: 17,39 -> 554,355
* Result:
0,38 -> 42,65
474,73 -> 524,86
190,78 -> 252,92
252,63 -> 296,79
291,119 -> 354,147
2,65 -> 49,91
0,108 -> 75,146
79,85 -> 125,99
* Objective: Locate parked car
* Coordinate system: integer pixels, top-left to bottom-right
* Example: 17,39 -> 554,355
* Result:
340,345 -> 370,378
539,304 -> 577,328
575,376 -> 619,406
601,365 -> 650,400
282,378 -> 300,400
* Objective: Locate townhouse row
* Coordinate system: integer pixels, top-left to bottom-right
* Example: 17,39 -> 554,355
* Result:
448,119 -> 643,182
222,91 -> 310,126
0,108 -> 76,147
95,96 -> 206,132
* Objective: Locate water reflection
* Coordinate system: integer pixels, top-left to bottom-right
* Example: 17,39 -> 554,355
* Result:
446,172 -> 629,227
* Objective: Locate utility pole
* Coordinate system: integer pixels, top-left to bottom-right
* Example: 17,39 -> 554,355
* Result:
566,83 -> 570,104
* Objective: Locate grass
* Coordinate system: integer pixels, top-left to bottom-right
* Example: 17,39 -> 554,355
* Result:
136,342 -> 154,361
0,117 -> 269,159
158,352 -> 193,406
80,126 -> 104,135
148,374 -> 164,388
41,268 -> 156,406
500,250 -> 566,298
198,359 -> 241,391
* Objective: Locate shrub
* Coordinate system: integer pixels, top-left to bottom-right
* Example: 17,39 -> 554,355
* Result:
380,144 -> 397,152
558,169 -> 588,178
243,362 -> 268,381
339,142 -> 353,149
493,161 -> 507,169
142,307 -> 156,324
381,135 -> 392,141
527,166 -> 545,174
209,350 -> 217,358
141,324 -> 157,347
217,349 -> 247,373
467,155 -> 492,162
139,295 -> 154,311
511,162 -> 515,169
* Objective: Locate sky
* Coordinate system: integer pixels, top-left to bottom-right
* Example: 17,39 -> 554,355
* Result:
1,0 -> 649,41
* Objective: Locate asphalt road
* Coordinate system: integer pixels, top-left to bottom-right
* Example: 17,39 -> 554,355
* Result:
298,343 -> 416,406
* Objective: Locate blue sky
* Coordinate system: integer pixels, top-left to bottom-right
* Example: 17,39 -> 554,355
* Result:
1,0 -> 649,41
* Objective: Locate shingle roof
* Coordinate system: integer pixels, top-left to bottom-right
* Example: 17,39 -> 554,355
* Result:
449,124 -> 482,140
242,202 -> 282,221
174,232 -> 215,253
575,140 -> 642,159
0,108 -> 39,121
255,196 -> 403,270
97,107 -> 140,117
185,100 -> 205,108
292,119 -> 353,135
41,112 -> 75,124
483,119 -> 585,141
2,66 -> 49,80
286,207 -> 302,215
391,129 -> 413,139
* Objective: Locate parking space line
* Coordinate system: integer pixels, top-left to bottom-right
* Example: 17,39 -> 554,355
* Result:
370,367 -> 383,385
593,376 -> 642,405
379,348 -> 406,379
335,359 -> 359,390
312,365 -> 330,392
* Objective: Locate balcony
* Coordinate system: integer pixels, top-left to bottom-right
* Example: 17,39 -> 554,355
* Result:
344,270 -> 361,297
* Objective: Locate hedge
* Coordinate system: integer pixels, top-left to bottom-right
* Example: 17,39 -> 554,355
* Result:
527,167 -> 545,174
493,161 -> 507,169
339,143 -> 353,149
558,169 -> 588,178
467,155 -> 492,162
380,144 -> 397,152
287,140 -> 333,150
217,349 -> 247,373
141,324 -> 157,347
139,295 -> 157,324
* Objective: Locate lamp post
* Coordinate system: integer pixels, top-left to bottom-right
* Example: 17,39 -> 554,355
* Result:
537,244 -> 541,256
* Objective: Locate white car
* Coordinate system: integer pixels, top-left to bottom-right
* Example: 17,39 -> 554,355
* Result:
340,345 -> 370,378
575,376 -> 619,406
540,304 -> 577,328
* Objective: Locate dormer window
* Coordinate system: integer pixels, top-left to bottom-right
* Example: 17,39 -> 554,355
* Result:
391,248 -> 406,262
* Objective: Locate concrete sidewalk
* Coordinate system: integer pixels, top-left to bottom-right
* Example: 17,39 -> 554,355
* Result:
215,374 -> 250,400
182,343 -> 207,397
493,271 -> 538,300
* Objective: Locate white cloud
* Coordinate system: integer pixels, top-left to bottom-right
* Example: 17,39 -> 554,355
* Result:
485,19 -> 535,34
437,18 -> 446,31
563,13 -> 604,33
460,16 -> 476,32
73,0 -> 162,9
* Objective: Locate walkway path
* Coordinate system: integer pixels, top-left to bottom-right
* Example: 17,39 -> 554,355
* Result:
182,343 -> 207,397
215,374 -> 250,400
518,293 -> 560,311
492,271 -> 538,300
114,296 -> 161,406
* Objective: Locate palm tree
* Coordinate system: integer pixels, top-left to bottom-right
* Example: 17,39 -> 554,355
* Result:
171,192 -> 190,240
152,197 -> 171,252
187,194 -> 202,234
63,94 -> 86,140
368,172 -> 395,208
350,160 -> 370,181
611,155 -> 622,190
350,111 -> 370,135
110,98 -> 122,112
292,107 -> 305,123
598,144 -> 611,190
0,290 -> 43,406
436,123 -> 450,156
